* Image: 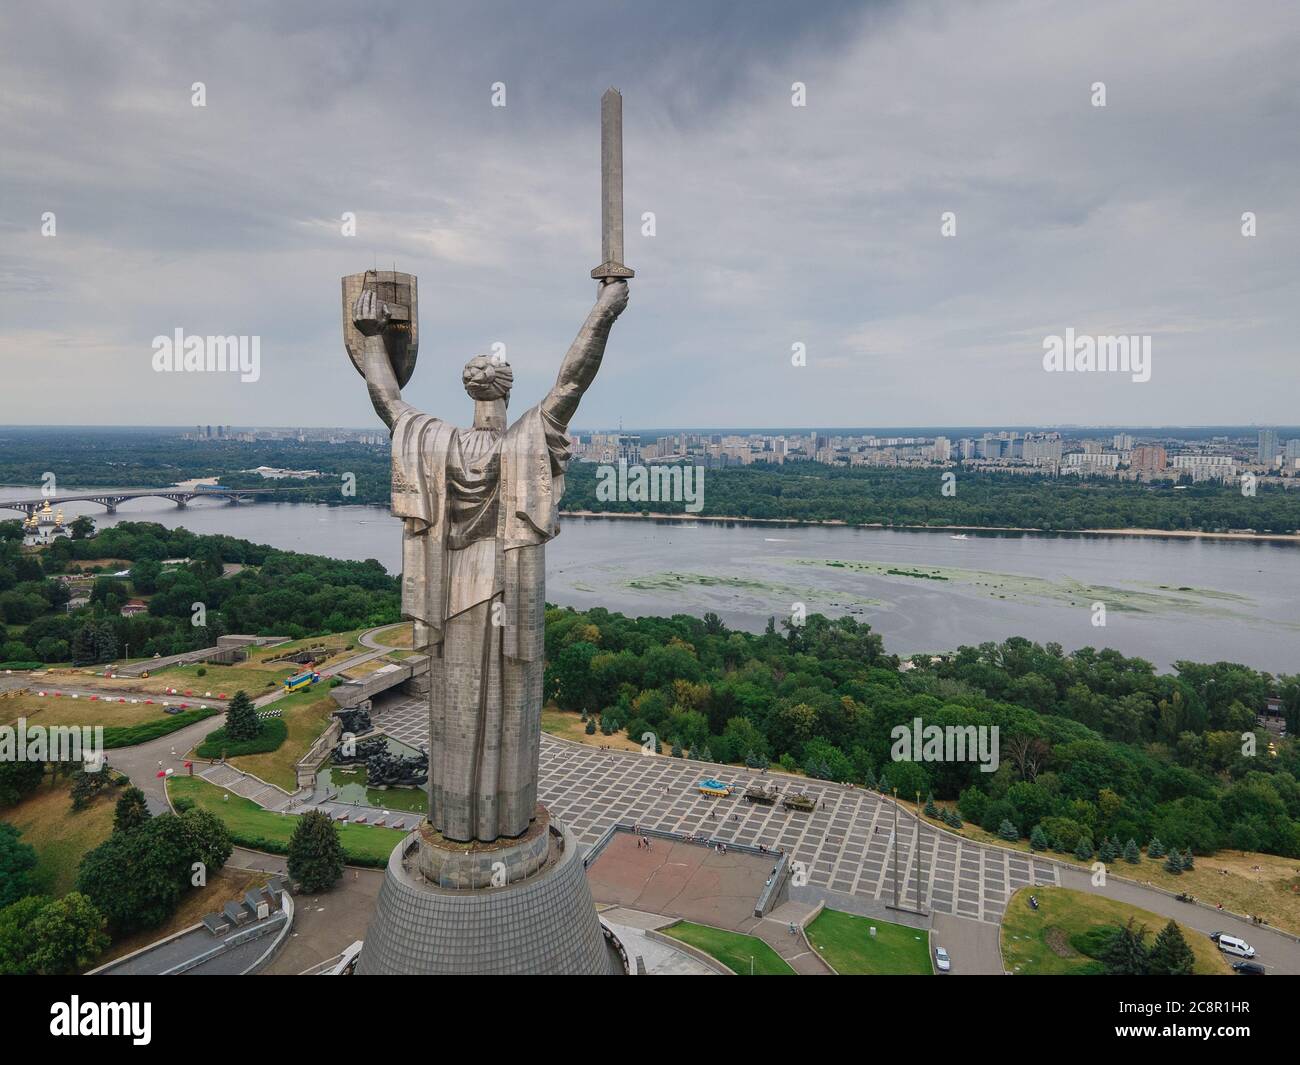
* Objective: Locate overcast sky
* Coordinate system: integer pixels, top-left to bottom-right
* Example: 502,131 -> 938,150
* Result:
1,0 -> 1296,430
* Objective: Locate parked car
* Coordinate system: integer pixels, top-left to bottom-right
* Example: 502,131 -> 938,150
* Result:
934,947 -> 951,972
1232,961 -> 1265,975
1216,935 -> 1256,959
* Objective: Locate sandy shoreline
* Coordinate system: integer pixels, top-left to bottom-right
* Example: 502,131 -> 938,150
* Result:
559,510 -> 1300,544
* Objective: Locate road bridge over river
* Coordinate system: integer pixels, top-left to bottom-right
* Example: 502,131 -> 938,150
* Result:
0,487 -> 279,516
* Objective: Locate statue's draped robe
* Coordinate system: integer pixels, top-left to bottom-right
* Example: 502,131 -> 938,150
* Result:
390,404 -> 570,842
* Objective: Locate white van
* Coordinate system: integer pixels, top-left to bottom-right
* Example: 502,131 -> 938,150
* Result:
1217,935 -> 1256,959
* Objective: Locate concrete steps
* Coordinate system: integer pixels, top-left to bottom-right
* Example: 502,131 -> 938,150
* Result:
198,762 -> 296,810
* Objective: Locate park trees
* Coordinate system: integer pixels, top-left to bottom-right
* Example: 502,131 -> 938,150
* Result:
0,824 -> 37,908
287,810 -> 345,892
224,690 -> 260,742
1147,920 -> 1195,976
113,786 -> 150,834
0,759 -> 44,808
25,893 -> 110,975
75,807 -> 231,935
1100,918 -> 1150,976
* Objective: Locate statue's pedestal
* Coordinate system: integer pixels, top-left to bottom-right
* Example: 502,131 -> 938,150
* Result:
356,805 -> 624,975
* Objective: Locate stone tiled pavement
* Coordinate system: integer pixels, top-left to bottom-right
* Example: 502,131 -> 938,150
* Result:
375,695 -> 1058,924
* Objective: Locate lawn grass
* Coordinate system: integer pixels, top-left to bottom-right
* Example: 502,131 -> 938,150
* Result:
196,717 -> 289,760
156,661 -> 298,694
1,777 -> 118,895
103,708 -> 219,748
541,707 -> 643,753
661,920 -> 794,975
367,623 -> 413,649
197,689 -> 337,791
248,629 -> 364,659
805,909 -> 932,974
921,802 -> 1300,936
4,692 -> 184,730
4,692 -> 219,747
167,775 -> 405,867
1000,887 -> 1232,975
39,661 -> 292,697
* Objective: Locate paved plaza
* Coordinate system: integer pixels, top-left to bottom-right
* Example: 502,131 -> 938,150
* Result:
375,694 -> 1059,924
586,833 -> 776,928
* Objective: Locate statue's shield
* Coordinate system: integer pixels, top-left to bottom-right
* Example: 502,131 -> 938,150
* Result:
341,270 -> 419,389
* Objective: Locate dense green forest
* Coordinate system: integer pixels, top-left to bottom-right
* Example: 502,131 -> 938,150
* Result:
543,606 -> 1300,858
0,521 -> 399,664
560,461 -> 1300,534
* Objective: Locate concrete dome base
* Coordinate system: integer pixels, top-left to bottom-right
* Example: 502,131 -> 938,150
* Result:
356,808 -> 623,975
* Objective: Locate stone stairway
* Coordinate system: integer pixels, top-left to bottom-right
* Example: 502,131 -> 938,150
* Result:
198,762 -> 301,811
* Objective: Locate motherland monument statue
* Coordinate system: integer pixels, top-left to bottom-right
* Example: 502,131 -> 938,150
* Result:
351,90 -> 635,974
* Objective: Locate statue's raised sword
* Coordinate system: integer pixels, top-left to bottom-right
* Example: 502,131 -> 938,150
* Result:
590,87 -> 634,281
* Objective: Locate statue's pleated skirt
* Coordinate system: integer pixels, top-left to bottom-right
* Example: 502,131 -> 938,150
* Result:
428,596 -> 541,842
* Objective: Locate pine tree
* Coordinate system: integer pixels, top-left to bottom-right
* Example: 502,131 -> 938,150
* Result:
1181,848 -> 1195,871
1098,837 -> 1118,863
286,810 -> 344,893
584,718 -> 596,735
1163,850 -> 1183,874
224,691 -> 260,742
924,793 -> 938,818
1147,836 -> 1166,859
671,740 -> 683,758
1101,918 -> 1150,976
1029,825 -> 1049,851
998,819 -> 1018,841
1123,838 -> 1141,863
1074,835 -> 1094,861
699,746 -> 713,763
1148,920 -> 1195,976
91,622 -> 117,664
70,625 -> 97,666
113,787 -> 150,835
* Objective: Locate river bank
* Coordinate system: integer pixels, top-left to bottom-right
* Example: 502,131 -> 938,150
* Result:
560,509 -> 1300,544
5,486 -> 1296,670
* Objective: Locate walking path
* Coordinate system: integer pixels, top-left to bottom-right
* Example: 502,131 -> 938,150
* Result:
744,902 -> 832,974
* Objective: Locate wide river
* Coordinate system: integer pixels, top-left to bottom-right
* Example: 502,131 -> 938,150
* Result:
6,488 -> 1297,673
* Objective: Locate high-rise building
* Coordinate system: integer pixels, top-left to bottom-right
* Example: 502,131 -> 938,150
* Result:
1130,445 -> 1167,474
1258,429 -> 1280,466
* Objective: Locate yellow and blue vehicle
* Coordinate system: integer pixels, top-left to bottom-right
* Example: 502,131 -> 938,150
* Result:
697,777 -> 731,797
284,670 -> 320,693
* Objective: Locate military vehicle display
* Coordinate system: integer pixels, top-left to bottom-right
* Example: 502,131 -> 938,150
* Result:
782,790 -> 817,812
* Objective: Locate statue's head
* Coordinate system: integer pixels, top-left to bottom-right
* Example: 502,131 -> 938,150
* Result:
462,354 -> 513,402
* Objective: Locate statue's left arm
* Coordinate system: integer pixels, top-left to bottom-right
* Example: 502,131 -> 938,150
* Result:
539,280 -> 629,429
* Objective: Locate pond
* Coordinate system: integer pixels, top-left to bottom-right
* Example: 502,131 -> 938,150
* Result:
315,734 -> 428,814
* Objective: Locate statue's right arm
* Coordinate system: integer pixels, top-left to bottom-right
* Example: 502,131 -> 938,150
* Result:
361,335 -> 415,432
354,288 -> 415,432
